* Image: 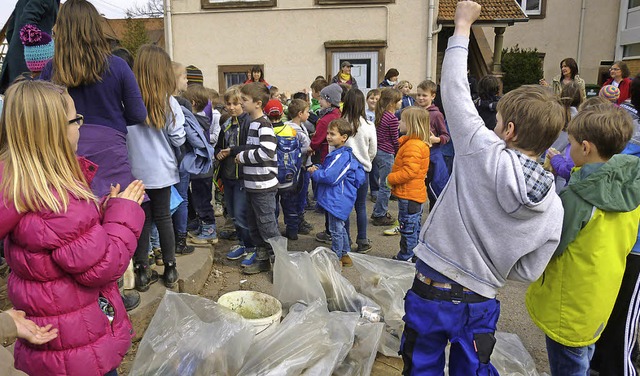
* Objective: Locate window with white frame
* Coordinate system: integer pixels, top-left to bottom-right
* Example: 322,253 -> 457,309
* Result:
631,0 -> 640,9
516,0 -> 542,16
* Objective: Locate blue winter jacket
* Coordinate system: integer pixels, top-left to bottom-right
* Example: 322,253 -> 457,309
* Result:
312,146 -> 365,221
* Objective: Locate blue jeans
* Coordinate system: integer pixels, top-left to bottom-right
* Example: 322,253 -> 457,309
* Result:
104,370 -> 118,376
369,161 -> 379,196
546,336 -> 595,376
397,198 -> 422,261
328,213 -> 349,258
372,150 -> 395,218
401,289 -> 500,376
354,172 -> 369,240
172,169 -> 190,234
191,177 -> 215,224
276,189 -> 299,232
222,178 -> 253,248
296,170 -> 310,216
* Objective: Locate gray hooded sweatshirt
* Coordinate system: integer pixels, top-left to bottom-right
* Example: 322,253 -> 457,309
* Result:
413,36 -> 564,298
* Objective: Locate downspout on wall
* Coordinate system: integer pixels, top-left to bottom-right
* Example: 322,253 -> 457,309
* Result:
164,0 -> 173,59
576,0 -> 586,66
426,0 -> 442,81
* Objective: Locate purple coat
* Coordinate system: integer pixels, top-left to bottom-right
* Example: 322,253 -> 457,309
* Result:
0,159 -> 144,376
550,144 -> 573,183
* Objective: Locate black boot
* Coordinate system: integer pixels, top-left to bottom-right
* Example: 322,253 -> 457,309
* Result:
164,261 -> 179,288
134,263 -> 159,292
121,290 -> 141,311
175,233 -> 195,256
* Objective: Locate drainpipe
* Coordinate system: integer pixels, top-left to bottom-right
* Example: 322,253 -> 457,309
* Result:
576,0 -> 586,67
163,0 -> 173,59
426,0 -> 442,80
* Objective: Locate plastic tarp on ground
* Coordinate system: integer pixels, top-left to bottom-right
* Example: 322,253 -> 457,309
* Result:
349,251 -> 415,357
129,291 -> 254,376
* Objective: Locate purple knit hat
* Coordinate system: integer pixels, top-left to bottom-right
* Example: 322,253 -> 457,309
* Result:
20,24 -> 54,73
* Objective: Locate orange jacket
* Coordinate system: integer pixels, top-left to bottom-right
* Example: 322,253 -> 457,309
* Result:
388,136 -> 430,203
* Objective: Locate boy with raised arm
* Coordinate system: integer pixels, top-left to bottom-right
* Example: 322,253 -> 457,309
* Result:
400,2 -> 566,375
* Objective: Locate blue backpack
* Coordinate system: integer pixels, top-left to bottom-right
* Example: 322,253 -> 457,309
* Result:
273,124 -> 302,191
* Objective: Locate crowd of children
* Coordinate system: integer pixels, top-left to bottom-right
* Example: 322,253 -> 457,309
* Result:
2,0 -> 640,375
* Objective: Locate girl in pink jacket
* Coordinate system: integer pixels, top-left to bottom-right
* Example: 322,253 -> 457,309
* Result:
0,80 -> 145,376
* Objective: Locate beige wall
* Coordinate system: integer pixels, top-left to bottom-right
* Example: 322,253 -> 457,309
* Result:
482,0 -> 619,85
169,0 -> 429,92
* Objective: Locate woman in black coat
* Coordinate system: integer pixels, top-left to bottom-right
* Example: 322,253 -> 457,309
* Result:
0,0 -> 59,93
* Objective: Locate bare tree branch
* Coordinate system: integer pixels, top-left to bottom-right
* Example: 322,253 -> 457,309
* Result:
125,0 -> 163,18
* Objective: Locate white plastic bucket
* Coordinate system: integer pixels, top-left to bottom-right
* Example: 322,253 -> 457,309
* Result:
217,291 -> 282,341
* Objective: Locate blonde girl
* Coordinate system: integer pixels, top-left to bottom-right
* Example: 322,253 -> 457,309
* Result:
0,80 -> 145,376
371,87 -> 402,226
127,44 -> 186,291
397,80 -> 416,108
387,107 -> 431,261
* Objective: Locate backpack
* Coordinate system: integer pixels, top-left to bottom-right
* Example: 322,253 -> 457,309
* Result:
273,124 -> 302,191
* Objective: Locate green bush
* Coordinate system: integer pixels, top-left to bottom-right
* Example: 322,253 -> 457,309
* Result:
501,45 -> 544,93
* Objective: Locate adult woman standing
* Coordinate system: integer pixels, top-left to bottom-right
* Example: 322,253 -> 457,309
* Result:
0,0 -> 60,93
39,0 -> 146,307
603,61 -> 632,104
379,68 -> 399,88
540,57 -> 586,102
331,61 -> 359,90
243,65 -> 269,87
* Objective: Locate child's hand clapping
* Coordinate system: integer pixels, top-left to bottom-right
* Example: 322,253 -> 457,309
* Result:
109,180 -> 145,205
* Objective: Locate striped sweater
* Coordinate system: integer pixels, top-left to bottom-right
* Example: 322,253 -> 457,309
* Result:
236,115 -> 278,192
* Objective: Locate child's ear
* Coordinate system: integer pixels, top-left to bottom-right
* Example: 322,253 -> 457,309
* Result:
583,140 -> 594,156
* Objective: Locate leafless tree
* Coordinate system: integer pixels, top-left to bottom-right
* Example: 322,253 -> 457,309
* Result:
126,0 -> 164,18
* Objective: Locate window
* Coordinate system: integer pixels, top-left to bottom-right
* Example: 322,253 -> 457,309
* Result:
516,0 -> 544,17
630,0 -> 640,9
201,0 -> 276,10
316,0 -> 393,4
623,43 -> 640,58
217,64 -> 262,92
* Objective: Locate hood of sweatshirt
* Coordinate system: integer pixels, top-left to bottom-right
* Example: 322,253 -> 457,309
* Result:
568,154 -> 640,212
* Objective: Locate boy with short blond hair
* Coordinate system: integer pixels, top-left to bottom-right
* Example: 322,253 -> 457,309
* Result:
527,103 -> 640,375
233,82 -> 280,274
400,2 -> 566,375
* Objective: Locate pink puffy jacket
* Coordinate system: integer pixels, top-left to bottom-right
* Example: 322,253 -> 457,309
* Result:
0,159 -> 144,376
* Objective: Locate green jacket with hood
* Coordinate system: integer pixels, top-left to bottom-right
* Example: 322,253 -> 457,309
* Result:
526,154 -> 640,347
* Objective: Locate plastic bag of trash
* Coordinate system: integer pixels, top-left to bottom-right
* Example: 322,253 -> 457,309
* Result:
349,252 -> 415,357
130,291 -> 254,376
237,300 -> 335,376
303,311 -> 360,376
334,320 -> 385,376
272,237 -> 327,312
309,247 -> 381,314
492,332 -> 545,376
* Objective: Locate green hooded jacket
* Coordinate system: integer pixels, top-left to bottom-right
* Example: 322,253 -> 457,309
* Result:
527,154 -> 640,347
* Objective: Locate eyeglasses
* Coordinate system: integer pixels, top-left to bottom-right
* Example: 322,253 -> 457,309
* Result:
609,67 -> 621,71
68,114 -> 84,126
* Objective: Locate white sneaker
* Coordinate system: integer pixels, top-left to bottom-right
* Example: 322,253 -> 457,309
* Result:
383,225 -> 400,236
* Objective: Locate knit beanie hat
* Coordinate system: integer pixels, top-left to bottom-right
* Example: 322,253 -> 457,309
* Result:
186,65 -> 204,86
20,24 -> 54,73
264,99 -> 283,118
320,83 -> 342,107
599,85 -> 620,103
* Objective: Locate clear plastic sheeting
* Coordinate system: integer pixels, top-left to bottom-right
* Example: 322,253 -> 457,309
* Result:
130,291 -> 254,376
303,311 -> 359,376
309,248 -> 381,314
334,321 -> 385,376
272,237 -> 327,313
237,300 -> 335,376
493,332 -> 548,376
349,252 -> 415,357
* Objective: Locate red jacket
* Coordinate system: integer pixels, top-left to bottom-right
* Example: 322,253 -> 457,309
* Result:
311,107 -> 341,162
603,77 -> 632,104
0,159 -> 144,376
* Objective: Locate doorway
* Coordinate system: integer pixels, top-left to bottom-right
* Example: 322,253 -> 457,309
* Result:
324,40 -> 387,92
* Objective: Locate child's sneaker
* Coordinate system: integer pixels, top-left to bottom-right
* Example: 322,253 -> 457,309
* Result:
298,220 -> 313,235
383,222 -> 400,236
371,213 -> 395,226
152,247 -> 163,266
218,229 -> 237,240
354,239 -> 372,253
187,219 -> 200,236
241,249 -> 256,268
190,223 -> 218,245
226,245 -> 247,260
315,231 -> 332,244
340,254 -> 353,268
